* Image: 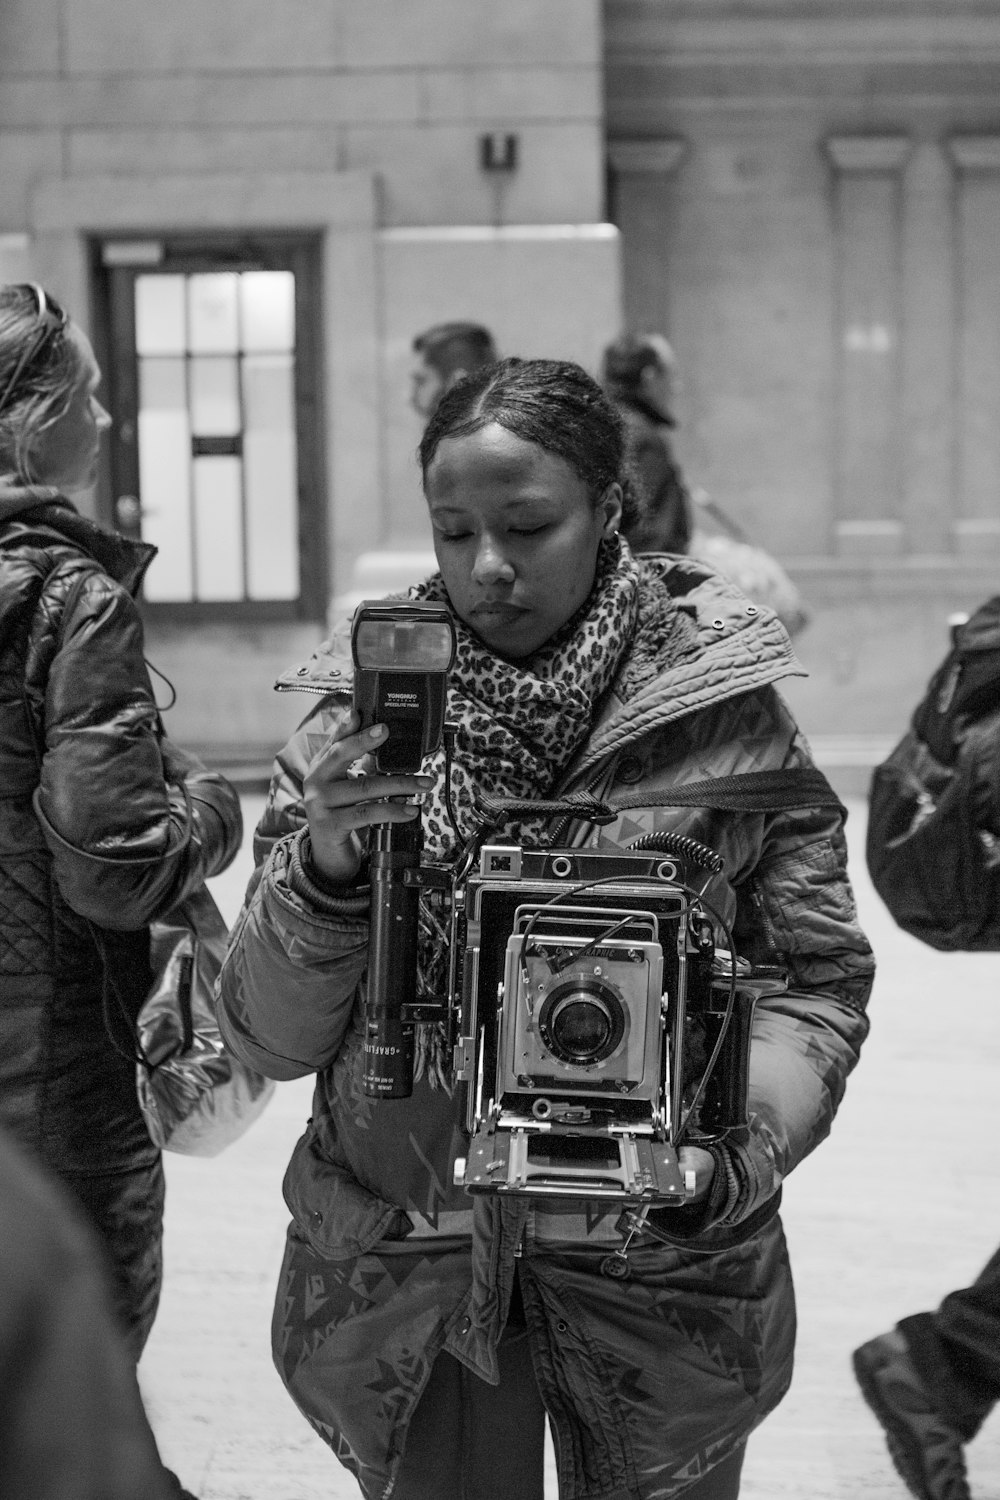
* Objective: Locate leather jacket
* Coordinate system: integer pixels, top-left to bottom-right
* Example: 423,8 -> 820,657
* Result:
0,484 -> 242,1176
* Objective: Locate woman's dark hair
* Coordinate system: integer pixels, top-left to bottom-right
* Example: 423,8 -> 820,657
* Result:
419,357 -> 640,530
0,283 -> 79,483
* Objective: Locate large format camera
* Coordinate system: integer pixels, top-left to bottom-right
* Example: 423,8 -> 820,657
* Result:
352,600 -> 781,1213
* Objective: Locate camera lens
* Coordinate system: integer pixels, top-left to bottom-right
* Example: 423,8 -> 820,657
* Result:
538,978 -> 626,1065
552,995 -> 612,1059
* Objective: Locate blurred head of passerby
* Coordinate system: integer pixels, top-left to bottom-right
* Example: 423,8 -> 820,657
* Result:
410,320 -> 498,422
600,331 -> 691,554
601,331 -> 680,427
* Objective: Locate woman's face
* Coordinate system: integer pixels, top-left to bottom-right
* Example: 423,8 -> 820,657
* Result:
29,325 -> 111,492
425,422 -> 622,659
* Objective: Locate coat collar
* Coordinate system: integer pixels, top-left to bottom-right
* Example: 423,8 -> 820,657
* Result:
0,484 -> 157,595
570,554 -> 804,779
275,556 -> 805,761
275,609 -> 355,697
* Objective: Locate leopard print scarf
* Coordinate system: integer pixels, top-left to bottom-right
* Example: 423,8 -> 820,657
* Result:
410,534 -> 642,865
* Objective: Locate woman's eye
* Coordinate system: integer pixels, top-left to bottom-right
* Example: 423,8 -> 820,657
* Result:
510,524 -> 548,537
437,531 -> 471,544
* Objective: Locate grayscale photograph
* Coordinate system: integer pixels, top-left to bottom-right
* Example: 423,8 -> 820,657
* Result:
1,4 -> 998,1499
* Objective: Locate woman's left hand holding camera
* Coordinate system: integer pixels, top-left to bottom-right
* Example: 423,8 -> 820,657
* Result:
302,711 -> 436,886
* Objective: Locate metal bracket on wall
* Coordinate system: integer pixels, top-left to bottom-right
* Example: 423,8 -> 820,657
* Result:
479,133 -> 519,173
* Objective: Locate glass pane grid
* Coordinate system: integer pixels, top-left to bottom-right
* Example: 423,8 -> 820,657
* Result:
134,269 -> 300,606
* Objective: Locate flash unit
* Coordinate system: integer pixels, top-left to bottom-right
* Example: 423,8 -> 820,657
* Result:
351,600 -> 456,774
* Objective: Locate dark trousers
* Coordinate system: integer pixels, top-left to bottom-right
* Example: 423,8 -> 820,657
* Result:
395,1325 -> 547,1500
395,1290 -> 746,1500
64,1157 -> 165,1362
901,1242 -> 1000,1442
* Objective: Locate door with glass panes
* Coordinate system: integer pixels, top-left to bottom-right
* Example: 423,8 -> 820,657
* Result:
98,237 -> 325,619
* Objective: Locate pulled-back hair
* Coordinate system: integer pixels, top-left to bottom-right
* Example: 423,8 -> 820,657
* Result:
0,283 -> 79,483
419,356 -> 639,528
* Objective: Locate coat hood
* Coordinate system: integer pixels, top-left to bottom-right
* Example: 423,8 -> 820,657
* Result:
0,482 -> 157,596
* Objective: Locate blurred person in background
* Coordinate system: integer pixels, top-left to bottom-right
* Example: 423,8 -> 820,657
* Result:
601,330 -> 693,556
0,1123 -> 176,1499
856,1254 -> 1000,1500
410,319 -> 498,423
601,331 -> 809,638
0,281 -> 243,1500
853,591 -> 1000,1500
218,357 -> 873,1500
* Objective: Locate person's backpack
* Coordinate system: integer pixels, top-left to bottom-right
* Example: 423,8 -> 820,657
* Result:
866,596 -> 1000,951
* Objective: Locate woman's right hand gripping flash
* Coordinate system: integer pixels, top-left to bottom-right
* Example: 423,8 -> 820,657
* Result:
302,711 -> 436,886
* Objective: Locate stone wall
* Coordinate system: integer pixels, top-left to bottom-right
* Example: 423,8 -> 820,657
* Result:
0,1 -> 603,231
605,0 -> 1000,738
0,2 -> 619,754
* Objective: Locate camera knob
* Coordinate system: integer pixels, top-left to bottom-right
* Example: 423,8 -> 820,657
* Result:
453,1156 -> 467,1187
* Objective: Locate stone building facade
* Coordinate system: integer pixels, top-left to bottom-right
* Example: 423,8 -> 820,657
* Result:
606,1 -> 1000,741
1,1 -> 997,756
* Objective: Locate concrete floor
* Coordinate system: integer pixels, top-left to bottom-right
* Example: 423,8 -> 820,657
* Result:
139,794 -> 1000,1499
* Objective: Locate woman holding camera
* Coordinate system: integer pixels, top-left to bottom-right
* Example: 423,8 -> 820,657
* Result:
218,358 -> 874,1500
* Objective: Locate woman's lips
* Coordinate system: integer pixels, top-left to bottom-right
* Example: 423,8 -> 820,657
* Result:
471,600 -> 527,625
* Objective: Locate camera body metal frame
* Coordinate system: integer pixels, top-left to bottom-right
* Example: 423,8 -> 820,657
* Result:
443,841 -> 765,1206
452,843 -> 693,1203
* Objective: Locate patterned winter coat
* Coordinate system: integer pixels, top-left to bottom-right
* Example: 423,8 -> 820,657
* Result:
217,556 -> 874,1500
0,485 -> 242,1347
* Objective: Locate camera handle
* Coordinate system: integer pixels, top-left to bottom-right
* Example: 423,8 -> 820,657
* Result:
362,816 -> 423,1099
449,791 -> 623,884
473,791 -> 621,832
472,796 -> 725,877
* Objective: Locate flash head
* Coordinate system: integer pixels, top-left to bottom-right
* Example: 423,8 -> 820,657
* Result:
353,611 -> 455,673
351,600 -> 456,774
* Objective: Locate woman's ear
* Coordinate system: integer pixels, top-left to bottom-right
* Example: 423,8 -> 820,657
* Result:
599,482 -> 624,538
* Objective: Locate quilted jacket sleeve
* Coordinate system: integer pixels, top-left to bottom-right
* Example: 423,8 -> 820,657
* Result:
711,780 -> 873,1232
598,685 -> 874,1241
216,694 -> 370,1080
33,565 -> 242,930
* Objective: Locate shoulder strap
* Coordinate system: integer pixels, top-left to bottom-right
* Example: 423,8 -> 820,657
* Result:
611,766 -> 845,816
475,767 -> 844,828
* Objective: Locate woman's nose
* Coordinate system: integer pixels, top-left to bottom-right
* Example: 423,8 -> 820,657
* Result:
471,537 -> 515,585
93,399 -> 112,431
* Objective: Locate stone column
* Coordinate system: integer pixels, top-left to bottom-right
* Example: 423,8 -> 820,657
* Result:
947,135 -> 1000,560
900,143 -> 956,556
825,135 -> 911,558
607,138 -> 688,335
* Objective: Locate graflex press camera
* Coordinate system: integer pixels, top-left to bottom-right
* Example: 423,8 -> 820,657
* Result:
352,599 -> 783,1215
